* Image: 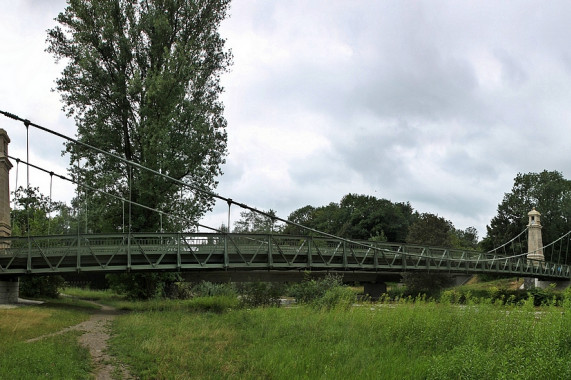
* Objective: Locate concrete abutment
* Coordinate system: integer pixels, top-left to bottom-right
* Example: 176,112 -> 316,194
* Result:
0,277 -> 18,304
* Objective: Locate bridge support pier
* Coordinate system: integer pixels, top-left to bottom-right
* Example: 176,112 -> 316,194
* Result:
0,277 -> 18,304
364,282 -> 387,301
525,208 -> 546,290
0,129 -> 14,304
452,275 -> 472,286
524,278 -> 553,290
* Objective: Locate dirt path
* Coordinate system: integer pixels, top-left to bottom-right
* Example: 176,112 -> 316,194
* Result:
26,301 -> 134,380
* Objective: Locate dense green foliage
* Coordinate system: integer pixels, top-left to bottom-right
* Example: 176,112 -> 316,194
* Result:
19,276 -> 65,299
46,0 -> 232,298
283,194 -> 478,249
11,186 -> 72,236
47,0 -> 232,233
285,194 -> 415,241
483,170 -> 571,258
235,282 -> 286,307
190,280 -> 236,298
402,213 -> 469,296
11,187 -> 67,298
288,273 -> 345,303
406,212 -> 454,247
233,209 -> 284,233
106,272 -> 182,300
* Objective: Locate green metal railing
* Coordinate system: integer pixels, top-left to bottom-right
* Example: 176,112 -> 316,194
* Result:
0,232 -> 568,279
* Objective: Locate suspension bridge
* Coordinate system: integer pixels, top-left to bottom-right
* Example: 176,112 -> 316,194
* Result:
1,110 -> 571,302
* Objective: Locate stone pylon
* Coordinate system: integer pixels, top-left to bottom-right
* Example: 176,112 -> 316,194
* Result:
0,129 -> 17,304
525,207 -> 548,289
527,207 -> 544,263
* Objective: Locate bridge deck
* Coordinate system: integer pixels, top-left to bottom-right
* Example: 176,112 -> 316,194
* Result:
0,233 -> 568,280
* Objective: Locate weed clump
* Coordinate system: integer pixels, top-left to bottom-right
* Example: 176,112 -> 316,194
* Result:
191,281 -> 237,298
236,282 -> 286,307
288,273 -> 355,309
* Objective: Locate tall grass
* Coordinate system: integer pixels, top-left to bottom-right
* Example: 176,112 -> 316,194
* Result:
109,299 -> 571,379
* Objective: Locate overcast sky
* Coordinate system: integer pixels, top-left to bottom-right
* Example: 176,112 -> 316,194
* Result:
2,1 -> 571,239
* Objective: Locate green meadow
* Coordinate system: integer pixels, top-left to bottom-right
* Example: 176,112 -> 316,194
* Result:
107,298 -> 571,380
0,298 -> 92,379
3,283 -> 571,379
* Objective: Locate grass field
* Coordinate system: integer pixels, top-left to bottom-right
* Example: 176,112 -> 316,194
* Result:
109,298 -> 571,380
0,298 -> 93,379
4,281 -> 571,379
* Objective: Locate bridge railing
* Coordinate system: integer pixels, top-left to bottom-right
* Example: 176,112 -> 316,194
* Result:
0,232 -> 568,279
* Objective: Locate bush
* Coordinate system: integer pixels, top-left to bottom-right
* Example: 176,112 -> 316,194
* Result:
236,282 -> 286,307
438,284 -> 563,306
288,273 -> 343,303
401,272 -> 453,298
312,286 -> 355,310
106,272 -> 181,300
191,281 -> 237,298
528,285 -> 561,306
19,275 -> 65,298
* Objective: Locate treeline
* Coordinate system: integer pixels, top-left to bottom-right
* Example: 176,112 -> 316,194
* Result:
234,170 -> 571,261
482,170 -> 571,259
232,193 -> 479,250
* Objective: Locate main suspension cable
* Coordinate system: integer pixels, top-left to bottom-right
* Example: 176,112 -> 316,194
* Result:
2,110 -> 549,257
0,110 -> 378,243
485,227 -> 529,255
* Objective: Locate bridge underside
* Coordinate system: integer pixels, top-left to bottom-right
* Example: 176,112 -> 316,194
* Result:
0,233 -> 568,282
59,270 -> 403,285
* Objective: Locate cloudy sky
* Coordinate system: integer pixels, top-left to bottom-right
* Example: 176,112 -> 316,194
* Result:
2,1 -> 571,239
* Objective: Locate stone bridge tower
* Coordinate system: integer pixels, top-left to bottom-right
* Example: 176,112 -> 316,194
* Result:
527,207 -> 544,262
0,129 -> 17,303
0,129 -> 12,239
525,207 -> 549,289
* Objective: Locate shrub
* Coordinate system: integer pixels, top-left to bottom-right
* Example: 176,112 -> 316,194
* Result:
436,284 -> 563,306
236,282 -> 286,307
528,285 -> 561,306
19,275 -> 65,298
288,273 -> 343,304
106,272 -> 181,300
191,281 -> 237,298
312,286 -> 355,310
401,272 -> 453,298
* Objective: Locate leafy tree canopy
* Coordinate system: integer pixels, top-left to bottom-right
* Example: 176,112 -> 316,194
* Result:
283,194 -> 479,250
406,213 -> 454,247
11,187 -> 68,298
11,187 -> 73,236
482,170 -> 571,256
233,209 -> 284,233
47,0 -> 232,233
284,194 -> 416,242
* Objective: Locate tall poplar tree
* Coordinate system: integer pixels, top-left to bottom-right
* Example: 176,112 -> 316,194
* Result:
47,0 -> 232,232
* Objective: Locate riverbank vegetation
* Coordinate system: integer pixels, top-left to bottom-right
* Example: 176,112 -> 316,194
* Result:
4,276 -> 571,379
64,277 -> 571,379
107,288 -> 571,379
